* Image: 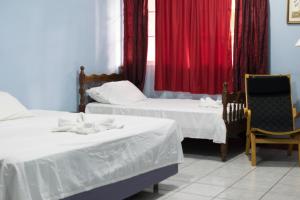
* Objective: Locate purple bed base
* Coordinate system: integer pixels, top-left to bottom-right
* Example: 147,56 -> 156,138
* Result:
63,164 -> 178,200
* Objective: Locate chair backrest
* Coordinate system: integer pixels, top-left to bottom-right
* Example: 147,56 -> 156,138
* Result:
245,75 -> 294,132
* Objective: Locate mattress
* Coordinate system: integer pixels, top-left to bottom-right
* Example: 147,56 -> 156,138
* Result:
0,110 -> 183,200
86,98 -> 227,143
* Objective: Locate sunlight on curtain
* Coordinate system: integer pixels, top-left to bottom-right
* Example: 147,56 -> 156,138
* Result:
231,0 -> 235,62
144,0 -> 235,99
147,0 -> 155,63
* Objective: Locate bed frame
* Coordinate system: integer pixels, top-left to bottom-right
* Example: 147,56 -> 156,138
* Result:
221,83 -> 246,160
78,66 -> 246,161
63,164 -> 178,200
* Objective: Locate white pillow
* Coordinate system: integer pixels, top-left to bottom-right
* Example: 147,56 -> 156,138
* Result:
86,81 -> 147,105
0,92 -> 33,121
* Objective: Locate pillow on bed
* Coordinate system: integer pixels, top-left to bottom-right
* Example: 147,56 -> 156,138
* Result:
86,81 -> 147,105
0,91 -> 33,121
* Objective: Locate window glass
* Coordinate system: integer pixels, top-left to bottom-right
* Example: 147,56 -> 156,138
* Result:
147,0 -> 155,62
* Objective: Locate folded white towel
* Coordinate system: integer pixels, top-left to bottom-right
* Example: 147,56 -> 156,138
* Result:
199,97 -> 222,108
53,113 -> 124,135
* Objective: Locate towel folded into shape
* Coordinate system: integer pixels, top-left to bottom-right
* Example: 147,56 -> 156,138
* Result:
52,113 -> 124,135
199,97 -> 222,108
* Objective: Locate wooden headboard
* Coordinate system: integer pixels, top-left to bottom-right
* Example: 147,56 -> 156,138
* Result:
78,66 -> 124,112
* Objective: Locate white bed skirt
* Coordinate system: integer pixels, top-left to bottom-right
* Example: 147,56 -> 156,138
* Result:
86,98 -> 227,143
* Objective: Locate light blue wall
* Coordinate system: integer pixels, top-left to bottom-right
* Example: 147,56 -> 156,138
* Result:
0,0 -> 122,112
1,0 -> 300,111
270,0 -> 300,108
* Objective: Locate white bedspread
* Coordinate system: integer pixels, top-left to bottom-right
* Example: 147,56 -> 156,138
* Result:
0,110 -> 183,200
86,98 -> 226,143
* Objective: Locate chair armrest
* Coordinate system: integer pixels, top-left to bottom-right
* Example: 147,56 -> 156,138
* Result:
244,108 -> 250,117
251,128 -> 300,136
244,108 -> 252,136
293,106 -> 300,119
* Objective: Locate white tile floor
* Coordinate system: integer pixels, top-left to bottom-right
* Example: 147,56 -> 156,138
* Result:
127,148 -> 300,200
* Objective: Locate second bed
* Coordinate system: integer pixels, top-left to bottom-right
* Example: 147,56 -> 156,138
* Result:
78,66 -> 246,161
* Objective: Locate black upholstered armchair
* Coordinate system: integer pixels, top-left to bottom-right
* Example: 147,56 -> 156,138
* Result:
244,74 -> 300,166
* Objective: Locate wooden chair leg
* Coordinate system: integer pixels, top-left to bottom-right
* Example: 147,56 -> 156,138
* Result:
245,134 -> 250,155
288,144 -> 293,156
250,133 -> 256,166
220,143 -> 228,162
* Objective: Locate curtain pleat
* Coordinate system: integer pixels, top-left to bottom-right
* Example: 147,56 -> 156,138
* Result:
155,0 -> 233,94
233,0 -> 270,91
123,0 -> 148,90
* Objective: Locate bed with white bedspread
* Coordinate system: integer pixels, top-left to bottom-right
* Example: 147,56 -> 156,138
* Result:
86,98 -> 226,143
0,110 -> 183,200
78,66 -> 246,161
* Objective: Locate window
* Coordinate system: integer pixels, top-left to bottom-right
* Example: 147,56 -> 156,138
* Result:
147,0 -> 155,64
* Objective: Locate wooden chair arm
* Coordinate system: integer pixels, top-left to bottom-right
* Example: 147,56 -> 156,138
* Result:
251,128 -> 300,136
244,108 -> 251,136
293,106 -> 300,119
245,108 -> 300,136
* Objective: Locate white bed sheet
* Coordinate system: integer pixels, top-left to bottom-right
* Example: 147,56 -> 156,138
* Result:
86,98 -> 226,143
0,110 -> 183,200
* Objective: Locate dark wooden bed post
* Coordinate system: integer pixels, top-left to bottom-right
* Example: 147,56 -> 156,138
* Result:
79,66 -> 86,112
221,82 -> 229,161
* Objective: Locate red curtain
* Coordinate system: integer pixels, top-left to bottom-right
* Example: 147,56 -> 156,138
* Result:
155,0 -> 233,94
123,0 -> 148,90
233,0 -> 269,91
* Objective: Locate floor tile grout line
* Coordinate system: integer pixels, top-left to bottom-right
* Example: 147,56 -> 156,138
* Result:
167,154 -> 254,199
159,153 -> 251,199
209,151 -> 299,200
179,159 -> 199,170
134,152 -> 298,200
195,153 -> 246,178
172,151 -> 286,198
178,154 -> 211,170
258,163 -> 297,200
176,165 -> 255,200
169,160 -> 296,200
172,154 -> 232,183
192,153 -> 250,183
162,154 -> 244,197
210,164 -> 258,200
179,190 -> 225,199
